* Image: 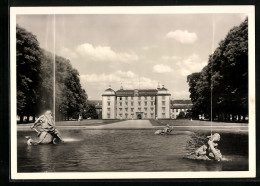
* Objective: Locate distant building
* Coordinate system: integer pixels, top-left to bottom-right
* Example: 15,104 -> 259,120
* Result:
102,85 -> 171,119
170,100 -> 193,119
87,100 -> 102,119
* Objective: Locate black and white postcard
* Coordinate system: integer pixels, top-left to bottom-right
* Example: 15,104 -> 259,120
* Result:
10,6 -> 255,179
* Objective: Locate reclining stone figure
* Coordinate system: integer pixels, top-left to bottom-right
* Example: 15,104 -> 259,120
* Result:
26,110 -> 63,145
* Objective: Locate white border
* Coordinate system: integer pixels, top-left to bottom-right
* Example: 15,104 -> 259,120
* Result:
10,6 -> 255,179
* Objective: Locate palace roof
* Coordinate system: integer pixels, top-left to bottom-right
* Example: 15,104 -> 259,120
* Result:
170,99 -> 193,109
102,87 -> 116,96
115,89 -> 159,96
171,100 -> 192,104
171,104 -> 192,109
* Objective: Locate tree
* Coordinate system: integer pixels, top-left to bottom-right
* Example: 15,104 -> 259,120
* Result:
57,56 -> 88,120
83,104 -> 98,119
187,72 -> 201,118
17,25 -> 88,122
187,18 -> 248,122
41,51 -> 88,121
177,111 -> 186,119
16,25 -> 43,122
39,50 -> 54,113
209,18 -> 248,121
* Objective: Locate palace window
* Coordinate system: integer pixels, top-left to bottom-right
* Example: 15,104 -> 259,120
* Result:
162,101 -> 165,106
138,107 -> 141,111
125,101 -> 128,106
151,113 -> 154,117
151,108 -> 154,112
107,102 -> 110,106
108,96 -> 110,100
151,101 -> 154,106
176,109 -> 178,112
145,96 -> 147,100
138,101 -> 141,106
162,96 -> 165,100
131,108 -> 134,112
162,113 -> 166,118
125,113 -> 128,118
144,101 -> 147,106
131,97 -> 133,100
107,114 -> 110,119
107,108 -> 110,112
144,113 -> 147,118
162,107 -> 166,112
131,102 -> 134,106
125,108 -> 128,112
119,108 -> 122,112
119,102 -> 122,106
144,108 -> 147,111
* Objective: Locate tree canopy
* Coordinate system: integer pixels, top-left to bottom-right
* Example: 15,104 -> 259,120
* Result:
17,25 -> 88,122
16,25 -> 43,122
82,104 -> 98,119
187,18 -> 248,122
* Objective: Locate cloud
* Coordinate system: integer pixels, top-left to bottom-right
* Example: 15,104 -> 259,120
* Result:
176,54 -> 207,76
58,43 -> 139,63
58,46 -> 78,60
76,43 -> 139,63
153,64 -> 173,73
162,55 -> 182,61
166,30 -> 198,44
80,70 -> 158,89
142,45 -> 158,51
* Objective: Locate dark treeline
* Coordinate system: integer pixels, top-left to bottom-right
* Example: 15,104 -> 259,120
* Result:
17,25 -> 91,122
187,18 -> 248,122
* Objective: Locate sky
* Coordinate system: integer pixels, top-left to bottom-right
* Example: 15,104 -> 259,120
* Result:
16,13 -> 247,100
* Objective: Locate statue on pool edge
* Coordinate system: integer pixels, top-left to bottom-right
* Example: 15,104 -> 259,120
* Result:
195,133 -> 223,161
26,110 -> 64,145
154,124 -> 173,135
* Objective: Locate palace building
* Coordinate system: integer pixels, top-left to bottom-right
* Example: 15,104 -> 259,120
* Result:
102,85 -> 171,119
170,100 -> 193,119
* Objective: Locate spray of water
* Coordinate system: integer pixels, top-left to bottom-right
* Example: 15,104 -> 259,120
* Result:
210,15 -> 215,138
53,14 -> 56,122
62,138 -> 82,142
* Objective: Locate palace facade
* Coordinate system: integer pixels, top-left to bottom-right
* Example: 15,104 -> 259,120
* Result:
102,85 -> 171,119
170,100 -> 192,119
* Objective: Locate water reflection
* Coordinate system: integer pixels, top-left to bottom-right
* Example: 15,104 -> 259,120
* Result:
17,129 -> 248,172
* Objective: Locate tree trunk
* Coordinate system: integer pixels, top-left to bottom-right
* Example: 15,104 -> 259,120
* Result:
20,115 -> 24,123
243,114 -> 246,122
227,113 -> 231,122
26,115 -> 30,122
232,114 -> 235,122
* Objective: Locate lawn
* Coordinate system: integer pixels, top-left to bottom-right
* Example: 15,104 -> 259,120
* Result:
17,119 -> 123,127
149,119 -> 248,133
55,119 -> 123,126
149,119 -> 248,127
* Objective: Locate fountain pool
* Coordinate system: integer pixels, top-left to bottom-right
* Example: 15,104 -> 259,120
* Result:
17,129 -> 248,172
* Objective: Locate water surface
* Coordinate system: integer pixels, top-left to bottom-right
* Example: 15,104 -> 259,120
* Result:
17,129 -> 248,172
